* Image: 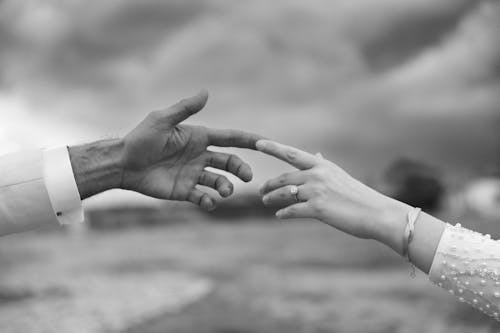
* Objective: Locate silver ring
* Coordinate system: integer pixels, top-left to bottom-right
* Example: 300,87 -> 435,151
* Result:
290,185 -> 300,202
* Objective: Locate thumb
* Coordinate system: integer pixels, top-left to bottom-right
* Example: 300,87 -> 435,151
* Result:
162,89 -> 209,126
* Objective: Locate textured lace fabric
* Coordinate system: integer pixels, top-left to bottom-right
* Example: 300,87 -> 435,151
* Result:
429,223 -> 500,320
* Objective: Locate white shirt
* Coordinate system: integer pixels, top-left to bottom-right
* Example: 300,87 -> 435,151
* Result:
0,147 -> 83,236
43,146 -> 84,225
429,223 -> 500,320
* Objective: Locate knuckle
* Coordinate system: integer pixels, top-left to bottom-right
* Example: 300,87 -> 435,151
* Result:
314,183 -> 328,196
204,153 -> 213,165
285,150 -> 297,161
311,167 -> 327,180
278,175 -> 288,185
228,154 -> 239,169
230,154 -> 241,163
310,200 -> 325,215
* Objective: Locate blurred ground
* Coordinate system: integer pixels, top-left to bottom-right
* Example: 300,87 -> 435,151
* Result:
1,219 -> 500,333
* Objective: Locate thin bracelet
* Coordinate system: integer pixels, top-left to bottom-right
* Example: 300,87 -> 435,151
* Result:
402,207 -> 422,277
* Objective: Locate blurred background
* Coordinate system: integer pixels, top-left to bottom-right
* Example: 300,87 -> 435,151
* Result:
1,0 -> 500,332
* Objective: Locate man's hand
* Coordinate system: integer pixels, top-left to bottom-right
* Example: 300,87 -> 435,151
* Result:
69,90 -> 263,210
120,89 -> 262,210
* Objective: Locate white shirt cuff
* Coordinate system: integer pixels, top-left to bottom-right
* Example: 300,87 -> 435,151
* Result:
43,146 -> 84,225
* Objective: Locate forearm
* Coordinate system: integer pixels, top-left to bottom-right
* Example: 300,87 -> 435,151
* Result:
68,139 -> 124,199
375,198 -> 446,274
379,199 -> 500,319
407,212 -> 445,274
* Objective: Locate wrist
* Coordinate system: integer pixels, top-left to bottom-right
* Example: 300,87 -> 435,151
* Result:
68,139 -> 125,199
373,197 -> 412,255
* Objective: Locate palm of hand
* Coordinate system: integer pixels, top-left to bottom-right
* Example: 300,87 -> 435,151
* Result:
122,122 -> 210,201
117,90 -> 261,210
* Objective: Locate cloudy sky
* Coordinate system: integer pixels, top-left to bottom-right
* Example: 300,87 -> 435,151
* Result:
0,0 -> 499,203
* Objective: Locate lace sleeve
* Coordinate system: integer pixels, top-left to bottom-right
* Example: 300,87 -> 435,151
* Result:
429,223 -> 500,320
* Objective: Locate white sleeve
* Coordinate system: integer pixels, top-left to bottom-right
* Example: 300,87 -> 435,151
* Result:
43,146 -> 84,225
429,223 -> 500,320
0,150 -> 58,236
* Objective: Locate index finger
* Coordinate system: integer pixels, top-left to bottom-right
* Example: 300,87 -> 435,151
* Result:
208,128 -> 265,149
256,140 -> 318,170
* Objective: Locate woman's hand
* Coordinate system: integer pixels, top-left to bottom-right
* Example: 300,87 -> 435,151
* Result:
256,140 -> 411,251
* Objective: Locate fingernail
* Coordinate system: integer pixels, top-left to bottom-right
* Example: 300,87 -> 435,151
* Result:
243,170 -> 253,182
275,210 -> 284,218
222,187 -> 232,197
204,197 -> 216,211
262,195 -> 268,204
256,140 -> 268,150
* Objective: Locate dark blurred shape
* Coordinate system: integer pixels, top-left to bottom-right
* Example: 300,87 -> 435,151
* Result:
0,288 -> 34,304
384,158 -> 445,212
205,193 -> 275,220
85,205 -> 198,230
84,194 -> 275,230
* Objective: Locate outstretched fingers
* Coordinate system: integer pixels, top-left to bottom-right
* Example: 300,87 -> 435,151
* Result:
256,140 -> 319,170
206,151 -> 253,182
208,128 -> 265,150
275,202 -> 314,219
